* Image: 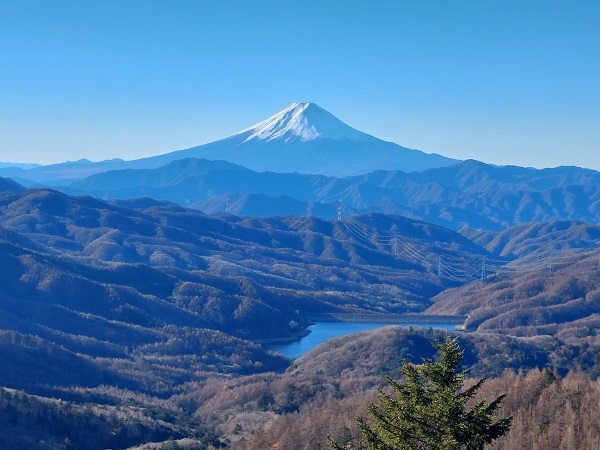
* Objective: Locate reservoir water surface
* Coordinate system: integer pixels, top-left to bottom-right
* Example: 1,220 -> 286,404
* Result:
268,321 -> 457,359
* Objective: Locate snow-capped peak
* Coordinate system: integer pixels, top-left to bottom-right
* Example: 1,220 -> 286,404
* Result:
236,102 -> 377,143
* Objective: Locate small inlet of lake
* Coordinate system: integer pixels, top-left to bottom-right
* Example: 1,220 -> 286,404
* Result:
268,321 -> 458,359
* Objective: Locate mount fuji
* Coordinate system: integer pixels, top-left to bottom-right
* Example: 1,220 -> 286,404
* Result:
0,103 -> 458,183
137,102 -> 458,177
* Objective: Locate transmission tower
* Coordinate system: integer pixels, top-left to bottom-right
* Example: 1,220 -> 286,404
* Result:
481,256 -> 486,282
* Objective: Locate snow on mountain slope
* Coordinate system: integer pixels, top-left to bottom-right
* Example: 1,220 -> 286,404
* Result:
152,102 -> 458,176
236,102 -> 377,143
1,102 -> 459,181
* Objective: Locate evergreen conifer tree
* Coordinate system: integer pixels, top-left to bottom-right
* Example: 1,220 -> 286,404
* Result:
329,336 -> 512,450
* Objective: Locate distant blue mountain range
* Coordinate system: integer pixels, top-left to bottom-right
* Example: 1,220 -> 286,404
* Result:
48,156 -> 600,231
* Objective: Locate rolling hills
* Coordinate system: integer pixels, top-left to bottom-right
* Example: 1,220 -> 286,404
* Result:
0,186 -> 495,394
3,181 -> 600,448
427,220 -> 600,343
2,184 -> 599,366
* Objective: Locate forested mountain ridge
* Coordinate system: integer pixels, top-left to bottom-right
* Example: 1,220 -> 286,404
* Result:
54,157 -> 600,232
420,219 -> 600,342
2,186 -> 599,358
427,254 -> 600,342
0,187 -> 496,396
461,219 -> 600,257
0,176 -> 24,193
3,184 -> 600,448
0,188 -> 481,315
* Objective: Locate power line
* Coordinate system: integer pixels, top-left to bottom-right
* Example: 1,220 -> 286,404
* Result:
337,211 -> 600,283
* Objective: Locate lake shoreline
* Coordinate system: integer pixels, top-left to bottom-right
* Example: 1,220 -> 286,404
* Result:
305,313 -> 467,324
266,319 -> 461,359
256,314 -> 466,346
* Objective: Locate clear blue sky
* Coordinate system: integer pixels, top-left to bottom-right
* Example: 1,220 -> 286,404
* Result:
1,0 -> 599,169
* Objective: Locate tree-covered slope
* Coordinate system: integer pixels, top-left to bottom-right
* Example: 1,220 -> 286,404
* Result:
59,157 -> 600,231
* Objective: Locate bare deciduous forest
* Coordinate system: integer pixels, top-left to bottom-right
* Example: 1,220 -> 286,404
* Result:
230,369 -> 600,450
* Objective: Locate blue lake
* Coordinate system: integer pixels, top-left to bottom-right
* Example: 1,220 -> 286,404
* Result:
267,321 -> 457,359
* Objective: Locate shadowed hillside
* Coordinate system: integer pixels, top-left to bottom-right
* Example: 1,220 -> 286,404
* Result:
0,176 -> 24,193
